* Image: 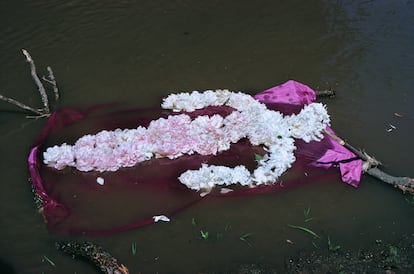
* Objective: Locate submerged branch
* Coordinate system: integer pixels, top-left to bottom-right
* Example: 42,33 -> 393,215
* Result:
22,49 -> 50,113
0,93 -> 44,115
367,167 -> 414,195
0,49 -> 59,117
42,66 -> 59,101
323,129 -> 381,167
56,241 -> 129,274
323,129 -> 414,195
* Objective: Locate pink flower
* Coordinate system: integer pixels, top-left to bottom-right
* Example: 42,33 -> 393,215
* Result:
190,115 -> 225,155
74,146 -> 96,172
147,114 -> 194,158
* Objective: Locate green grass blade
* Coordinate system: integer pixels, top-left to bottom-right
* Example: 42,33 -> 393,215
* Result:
42,255 -> 55,266
239,233 -> 253,246
131,242 -> 137,255
287,224 -> 320,238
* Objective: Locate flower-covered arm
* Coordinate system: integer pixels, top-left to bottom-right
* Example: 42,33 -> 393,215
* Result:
284,103 -> 330,142
161,90 -> 232,112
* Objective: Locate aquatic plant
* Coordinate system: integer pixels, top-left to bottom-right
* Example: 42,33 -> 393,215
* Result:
327,236 -> 341,252
42,255 -> 55,267
239,233 -> 254,247
131,242 -> 137,256
200,230 -> 209,240
303,206 -> 315,222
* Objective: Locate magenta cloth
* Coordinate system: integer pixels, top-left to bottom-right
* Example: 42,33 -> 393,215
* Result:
254,80 -> 362,187
28,80 -> 362,235
254,80 -> 316,105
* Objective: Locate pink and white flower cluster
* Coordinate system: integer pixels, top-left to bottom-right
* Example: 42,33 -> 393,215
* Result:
43,90 -> 330,193
165,91 -> 329,192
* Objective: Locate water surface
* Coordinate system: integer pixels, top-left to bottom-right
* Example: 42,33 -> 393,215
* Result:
1,0 -> 413,273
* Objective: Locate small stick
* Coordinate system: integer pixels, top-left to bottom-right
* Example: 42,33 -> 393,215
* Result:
1,50 -> 58,117
315,89 -> 335,98
22,49 -> 50,113
323,129 -> 414,194
323,129 -> 381,167
0,93 -> 44,115
42,66 -> 59,101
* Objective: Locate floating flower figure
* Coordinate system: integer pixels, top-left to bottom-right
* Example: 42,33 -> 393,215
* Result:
43,90 -> 330,194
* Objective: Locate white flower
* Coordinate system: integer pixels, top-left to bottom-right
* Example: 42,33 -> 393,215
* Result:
43,143 -> 75,170
284,103 -> 330,142
96,177 -> 105,185
43,89 -> 330,193
153,215 -> 170,222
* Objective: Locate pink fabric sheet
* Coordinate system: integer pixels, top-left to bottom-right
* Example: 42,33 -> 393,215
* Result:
28,80 -> 362,235
254,80 -> 362,187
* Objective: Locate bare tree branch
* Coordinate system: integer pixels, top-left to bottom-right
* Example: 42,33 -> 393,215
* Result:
323,129 -> 414,194
1,49 -> 58,117
42,66 -> 59,101
22,49 -> 50,113
367,167 -> 414,195
0,93 -> 44,115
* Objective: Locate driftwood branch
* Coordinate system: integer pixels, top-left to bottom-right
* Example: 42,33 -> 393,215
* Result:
323,129 -> 381,167
21,49 -> 50,113
42,66 -> 59,101
367,167 -> 414,194
0,93 -> 44,115
56,241 -> 129,274
323,129 -> 414,195
0,49 -> 59,117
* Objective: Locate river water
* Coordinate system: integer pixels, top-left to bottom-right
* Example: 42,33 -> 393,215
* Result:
1,1 -> 413,273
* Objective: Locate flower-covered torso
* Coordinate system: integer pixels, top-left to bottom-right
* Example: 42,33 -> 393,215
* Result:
44,90 -> 330,194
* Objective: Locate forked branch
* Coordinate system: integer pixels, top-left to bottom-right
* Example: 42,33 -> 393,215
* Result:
323,129 -> 414,195
0,49 -> 58,117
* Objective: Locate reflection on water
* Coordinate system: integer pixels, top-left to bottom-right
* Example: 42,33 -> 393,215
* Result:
1,0 -> 413,273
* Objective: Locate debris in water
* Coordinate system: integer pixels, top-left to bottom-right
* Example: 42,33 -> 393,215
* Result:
386,124 -> 397,132
96,177 -> 105,185
152,215 -> 170,222
56,241 -> 129,274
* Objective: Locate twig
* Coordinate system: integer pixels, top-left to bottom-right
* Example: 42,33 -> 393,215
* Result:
1,49 -> 58,117
366,167 -> 414,195
42,66 -> 59,101
323,129 -> 414,195
323,129 -> 381,168
22,49 -> 50,113
315,89 -> 336,98
56,241 -> 129,274
0,93 -> 44,115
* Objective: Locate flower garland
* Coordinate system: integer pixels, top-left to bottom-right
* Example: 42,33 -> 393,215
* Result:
43,90 -> 330,194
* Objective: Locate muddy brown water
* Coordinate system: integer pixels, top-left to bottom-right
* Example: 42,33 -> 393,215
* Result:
1,1 -> 413,273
